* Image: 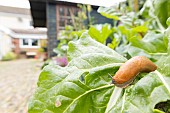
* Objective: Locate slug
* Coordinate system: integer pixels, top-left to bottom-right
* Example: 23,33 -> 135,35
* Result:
112,56 -> 157,88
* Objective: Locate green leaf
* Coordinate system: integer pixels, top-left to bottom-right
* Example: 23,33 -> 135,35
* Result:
88,24 -> 113,44
128,46 -> 152,58
97,6 -> 121,20
132,25 -> 148,33
28,33 -> 126,113
109,52 -> 170,113
129,32 -> 167,53
166,17 -> 170,26
154,0 -> 170,28
153,109 -> 165,113
29,33 -> 170,113
156,55 -> 170,77
109,72 -> 170,113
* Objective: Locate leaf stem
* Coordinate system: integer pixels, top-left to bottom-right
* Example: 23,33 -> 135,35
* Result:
149,53 -> 168,55
105,86 -> 123,113
121,89 -> 126,113
63,84 -> 114,113
154,70 -> 170,93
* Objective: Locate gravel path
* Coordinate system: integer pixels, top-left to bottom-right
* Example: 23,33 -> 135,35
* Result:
0,59 -> 43,113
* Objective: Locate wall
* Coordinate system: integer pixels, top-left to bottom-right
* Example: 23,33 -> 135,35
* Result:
0,31 -> 12,60
12,38 -> 20,56
0,12 -> 32,29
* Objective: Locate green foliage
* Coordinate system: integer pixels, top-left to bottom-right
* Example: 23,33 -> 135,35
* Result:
54,26 -> 85,56
88,24 -> 113,44
153,0 -> 170,28
96,0 -> 170,59
153,109 -> 165,113
98,6 -> 121,20
2,52 -> 17,61
72,4 -> 94,30
28,33 -> 126,113
167,17 -> 170,26
29,33 -> 170,113
128,32 -> 168,57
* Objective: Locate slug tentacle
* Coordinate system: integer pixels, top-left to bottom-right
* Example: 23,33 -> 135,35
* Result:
112,56 -> 157,88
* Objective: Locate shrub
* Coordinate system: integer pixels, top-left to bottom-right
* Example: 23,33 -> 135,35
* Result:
2,52 -> 17,61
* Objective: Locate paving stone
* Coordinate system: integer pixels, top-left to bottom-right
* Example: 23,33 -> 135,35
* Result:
0,59 -> 42,113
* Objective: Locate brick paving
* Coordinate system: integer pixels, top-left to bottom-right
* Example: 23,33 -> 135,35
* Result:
0,59 -> 42,113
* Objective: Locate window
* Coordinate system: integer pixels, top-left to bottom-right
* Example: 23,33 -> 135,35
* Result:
58,6 -> 79,31
32,39 -> 38,46
66,19 -> 72,25
66,8 -> 71,16
22,39 -> 29,46
59,7 -> 64,16
74,8 -> 79,16
20,39 -> 40,48
59,18 -> 65,27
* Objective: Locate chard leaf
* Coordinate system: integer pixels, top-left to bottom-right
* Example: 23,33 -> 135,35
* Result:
109,53 -> 170,113
167,17 -> 170,26
128,32 -> 168,60
29,33 -> 170,113
28,33 -> 126,113
109,72 -> 170,113
129,32 -> 167,53
153,0 -> 170,28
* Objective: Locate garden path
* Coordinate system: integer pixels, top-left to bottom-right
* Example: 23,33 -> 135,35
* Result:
0,59 -> 42,113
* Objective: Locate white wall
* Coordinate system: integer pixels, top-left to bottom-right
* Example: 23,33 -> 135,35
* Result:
0,31 -> 12,60
0,12 -> 32,29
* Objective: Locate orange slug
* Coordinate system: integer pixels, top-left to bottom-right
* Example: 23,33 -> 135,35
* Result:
112,56 -> 157,88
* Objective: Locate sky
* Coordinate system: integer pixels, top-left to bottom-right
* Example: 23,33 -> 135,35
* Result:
0,0 -> 126,8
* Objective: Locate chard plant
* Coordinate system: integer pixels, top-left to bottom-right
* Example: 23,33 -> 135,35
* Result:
29,30 -> 170,112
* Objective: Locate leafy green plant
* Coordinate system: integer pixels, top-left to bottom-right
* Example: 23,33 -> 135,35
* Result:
88,24 -> 113,44
96,0 -> 170,61
153,0 -> 170,28
54,26 -> 85,56
29,33 -> 170,113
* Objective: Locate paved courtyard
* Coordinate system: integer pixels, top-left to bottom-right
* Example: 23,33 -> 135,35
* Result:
0,59 -> 43,113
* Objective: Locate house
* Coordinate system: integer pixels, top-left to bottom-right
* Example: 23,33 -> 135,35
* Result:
29,0 -> 113,58
11,28 -> 47,58
0,5 -> 47,59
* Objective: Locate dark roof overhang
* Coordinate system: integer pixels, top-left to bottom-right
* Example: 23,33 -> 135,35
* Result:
29,0 -> 99,27
29,0 -> 47,27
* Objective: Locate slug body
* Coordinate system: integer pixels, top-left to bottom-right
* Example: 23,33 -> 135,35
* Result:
112,56 -> 157,88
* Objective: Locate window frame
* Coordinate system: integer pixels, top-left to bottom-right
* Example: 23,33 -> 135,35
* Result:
19,38 -> 40,48
57,5 -> 80,31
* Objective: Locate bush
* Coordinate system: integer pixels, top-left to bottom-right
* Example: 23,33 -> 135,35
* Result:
2,52 -> 17,61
